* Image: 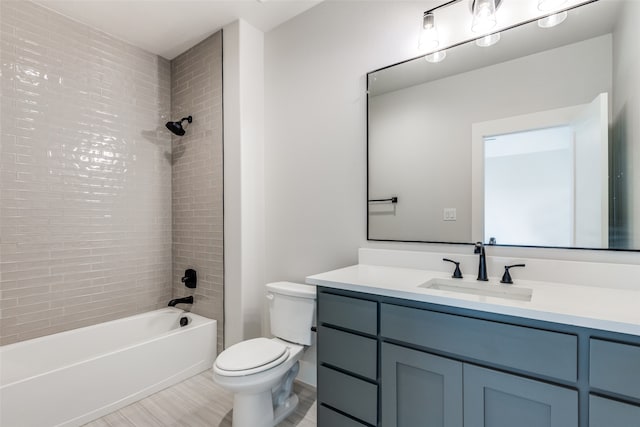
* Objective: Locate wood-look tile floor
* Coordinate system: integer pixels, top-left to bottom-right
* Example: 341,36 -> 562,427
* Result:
83,369 -> 317,427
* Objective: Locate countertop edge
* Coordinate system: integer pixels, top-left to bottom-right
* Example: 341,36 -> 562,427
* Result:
307,273 -> 640,338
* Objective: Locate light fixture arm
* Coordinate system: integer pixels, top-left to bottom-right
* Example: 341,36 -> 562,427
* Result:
424,0 -> 463,15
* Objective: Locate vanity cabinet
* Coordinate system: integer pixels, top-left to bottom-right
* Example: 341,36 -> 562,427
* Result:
317,287 -> 640,427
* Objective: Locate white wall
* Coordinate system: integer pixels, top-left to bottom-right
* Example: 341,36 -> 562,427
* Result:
265,1 -> 425,284
223,20 -> 266,348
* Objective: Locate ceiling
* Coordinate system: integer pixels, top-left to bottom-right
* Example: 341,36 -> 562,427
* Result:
33,0 -> 322,59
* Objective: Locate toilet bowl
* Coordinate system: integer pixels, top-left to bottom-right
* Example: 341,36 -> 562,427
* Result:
212,282 -> 316,427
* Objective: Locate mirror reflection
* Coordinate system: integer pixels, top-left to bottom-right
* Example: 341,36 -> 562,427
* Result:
367,0 -> 639,250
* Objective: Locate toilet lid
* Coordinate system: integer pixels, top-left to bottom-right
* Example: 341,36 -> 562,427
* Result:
215,338 -> 288,372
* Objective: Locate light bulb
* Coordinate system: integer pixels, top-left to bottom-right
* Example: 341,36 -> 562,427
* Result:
538,11 -> 568,28
425,50 -> 446,63
472,0 -> 497,33
419,12 -> 439,51
538,0 -> 567,11
476,32 -> 501,47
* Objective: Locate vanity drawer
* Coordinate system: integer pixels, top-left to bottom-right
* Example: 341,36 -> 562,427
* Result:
589,395 -> 640,427
318,325 -> 377,380
380,303 -> 577,382
318,291 -> 377,335
318,405 -> 370,427
590,339 -> 640,400
318,365 -> 378,426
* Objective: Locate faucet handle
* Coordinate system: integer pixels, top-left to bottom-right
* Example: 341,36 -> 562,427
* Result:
443,258 -> 463,279
181,269 -> 197,289
500,264 -> 526,284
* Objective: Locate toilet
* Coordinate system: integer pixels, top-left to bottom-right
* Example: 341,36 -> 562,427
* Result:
213,281 -> 316,427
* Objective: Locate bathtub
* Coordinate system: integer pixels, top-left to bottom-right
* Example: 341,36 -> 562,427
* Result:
0,308 -> 217,427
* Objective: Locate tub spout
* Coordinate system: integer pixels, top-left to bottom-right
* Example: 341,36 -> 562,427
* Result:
168,296 -> 193,307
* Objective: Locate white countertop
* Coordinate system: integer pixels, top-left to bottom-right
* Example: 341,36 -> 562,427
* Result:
306,264 -> 640,337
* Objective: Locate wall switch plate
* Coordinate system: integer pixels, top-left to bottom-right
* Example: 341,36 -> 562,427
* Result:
443,208 -> 457,221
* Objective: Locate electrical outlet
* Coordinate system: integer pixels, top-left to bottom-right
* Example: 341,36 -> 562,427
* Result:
443,208 -> 457,221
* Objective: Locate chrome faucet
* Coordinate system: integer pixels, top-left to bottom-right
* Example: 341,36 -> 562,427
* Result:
474,242 -> 488,281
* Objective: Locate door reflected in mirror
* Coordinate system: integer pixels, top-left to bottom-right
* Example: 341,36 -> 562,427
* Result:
484,126 -> 575,248
477,93 -> 609,248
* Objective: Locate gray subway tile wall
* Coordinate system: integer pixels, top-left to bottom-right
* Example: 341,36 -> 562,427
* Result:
170,33 -> 225,354
0,1 -> 173,345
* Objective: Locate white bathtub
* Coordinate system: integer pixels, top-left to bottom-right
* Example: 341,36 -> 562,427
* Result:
0,308 -> 217,427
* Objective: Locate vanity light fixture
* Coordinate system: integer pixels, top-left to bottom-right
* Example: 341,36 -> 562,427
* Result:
476,32 -> 501,47
425,50 -> 447,63
471,0 -> 498,33
419,0 -> 504,57
538,11 -> 568,28
419,12 -> 440,51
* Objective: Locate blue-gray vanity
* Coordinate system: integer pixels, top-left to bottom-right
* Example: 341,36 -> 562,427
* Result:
308,263 -> 640,427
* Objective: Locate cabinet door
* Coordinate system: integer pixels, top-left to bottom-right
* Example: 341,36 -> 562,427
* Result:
589,395 -> 640,427
318,405 -> 370,427
590,339 -> 640,400
318,325 -> 377,380
464,364 -> 578,427
318,366 -> 378,426
381,343 -> 463,427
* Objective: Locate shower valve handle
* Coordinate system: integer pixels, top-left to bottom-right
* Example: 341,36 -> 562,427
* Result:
181,269 -> 197,288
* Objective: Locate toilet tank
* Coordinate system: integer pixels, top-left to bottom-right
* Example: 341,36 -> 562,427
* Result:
266,282 -> 316,346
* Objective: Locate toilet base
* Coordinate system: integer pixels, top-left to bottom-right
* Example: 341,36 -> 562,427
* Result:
231,392 -> 299,427
273,393 -> 299,426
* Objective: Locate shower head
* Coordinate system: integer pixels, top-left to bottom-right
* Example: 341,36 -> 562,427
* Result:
165,116 -> 192,136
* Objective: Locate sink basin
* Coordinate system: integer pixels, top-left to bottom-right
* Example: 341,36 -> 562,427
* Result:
419,278 -> 533,302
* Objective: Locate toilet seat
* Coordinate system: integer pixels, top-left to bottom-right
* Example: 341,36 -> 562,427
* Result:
214,338 -> 290,377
